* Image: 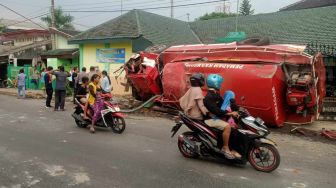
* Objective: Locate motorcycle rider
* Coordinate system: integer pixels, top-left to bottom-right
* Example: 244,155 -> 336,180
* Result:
203,74 -> 240,159
76,76 -> 89,104
179,73 -> 208,120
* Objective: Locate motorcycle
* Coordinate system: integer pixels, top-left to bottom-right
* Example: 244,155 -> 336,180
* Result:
72,93 -> 126,134
171,108 -> 280,173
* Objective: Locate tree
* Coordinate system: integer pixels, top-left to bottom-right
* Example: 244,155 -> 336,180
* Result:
41,7 -> 75,30
197,12 -> 237,21
0,19 -> 6,33
239,0 -> 254,16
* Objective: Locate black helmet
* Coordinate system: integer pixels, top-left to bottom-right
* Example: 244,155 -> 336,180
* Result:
190,73 -> 205,87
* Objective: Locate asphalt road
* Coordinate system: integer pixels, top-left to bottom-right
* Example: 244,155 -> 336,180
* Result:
0,94 -> 335,188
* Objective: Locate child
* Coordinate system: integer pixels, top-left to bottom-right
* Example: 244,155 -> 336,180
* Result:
17,69 -> 26,99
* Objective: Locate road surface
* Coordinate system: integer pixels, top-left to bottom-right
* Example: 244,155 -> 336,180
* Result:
0,94 -> 335,188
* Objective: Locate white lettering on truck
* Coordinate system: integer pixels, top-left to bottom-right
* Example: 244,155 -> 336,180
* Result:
272,87 -> 279,121
185,63 -> 244,69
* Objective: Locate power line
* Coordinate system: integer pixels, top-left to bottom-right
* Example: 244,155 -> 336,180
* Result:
61,0 -> 189,11
0,3 -> 47,30
63,0 -> 225,13
60,0 -> 160,7
5,12 -> 49,27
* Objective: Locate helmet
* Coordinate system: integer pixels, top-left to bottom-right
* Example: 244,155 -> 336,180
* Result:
190,73 -> 205,87
207,74 -> 224,90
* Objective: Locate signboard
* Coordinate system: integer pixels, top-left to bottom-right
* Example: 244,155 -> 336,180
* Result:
96,48 -> 125,64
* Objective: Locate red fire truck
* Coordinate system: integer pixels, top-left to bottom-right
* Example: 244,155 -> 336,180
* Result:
124,43 -> 326,127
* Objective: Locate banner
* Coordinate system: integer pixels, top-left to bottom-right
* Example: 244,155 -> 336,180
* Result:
96,48 -> 125,64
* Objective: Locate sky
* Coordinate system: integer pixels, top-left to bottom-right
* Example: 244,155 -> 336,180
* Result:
0,0 -> 299,30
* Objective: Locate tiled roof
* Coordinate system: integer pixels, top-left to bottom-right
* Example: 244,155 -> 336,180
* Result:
70,6 -> 336,48
58,29 -> 81,36
190,6 -> 336,46
280,0 -> 336,11
69,10 -> 200,46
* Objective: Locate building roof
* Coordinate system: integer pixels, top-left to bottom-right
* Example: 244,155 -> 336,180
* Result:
69,10 -> 200,46
1,19 -> 46,30
280,0 -> 336,11
0,40 -> 51,56
41,48 -> 78,58
0,29 -> 50,41
69,6 -> 336,48
190,6 -> 336,46
49,27 -> 80,38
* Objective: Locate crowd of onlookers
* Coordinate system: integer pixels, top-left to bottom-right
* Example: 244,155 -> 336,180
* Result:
16,66 -> 112,113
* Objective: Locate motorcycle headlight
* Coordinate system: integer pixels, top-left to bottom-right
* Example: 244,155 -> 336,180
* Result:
114,106 -> 120,112
107,106 -> 116,112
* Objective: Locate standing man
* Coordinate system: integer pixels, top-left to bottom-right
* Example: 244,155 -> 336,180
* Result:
52,66 -> 71,111
75,67 -> 88,90
88,66 -> 96,81
44,66 -> 54,108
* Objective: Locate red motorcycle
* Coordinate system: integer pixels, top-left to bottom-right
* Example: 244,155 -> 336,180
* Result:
72,93 -> 126,134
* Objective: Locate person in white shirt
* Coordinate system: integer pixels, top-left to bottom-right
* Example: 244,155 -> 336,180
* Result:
101,70 -> 112,93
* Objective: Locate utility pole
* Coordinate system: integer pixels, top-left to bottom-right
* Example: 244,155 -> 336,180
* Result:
51,0 -> 56,49
170,0 -> 174,18
223,0 -> 226,13
121,0 -> 123,15
235,0 -> 239,32
187,13 -> 190,22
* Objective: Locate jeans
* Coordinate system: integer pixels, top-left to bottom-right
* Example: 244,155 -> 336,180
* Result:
55,90 -> 66,110
18,85 -> 25,98
46,88 -> 53,107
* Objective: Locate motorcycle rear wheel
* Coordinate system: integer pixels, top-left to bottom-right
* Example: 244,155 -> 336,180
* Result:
110,117 -> 126,134
178,132 -> 200,158
248,143 -> 280,173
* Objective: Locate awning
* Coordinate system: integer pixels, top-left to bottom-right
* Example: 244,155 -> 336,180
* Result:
41,48 -> 79,59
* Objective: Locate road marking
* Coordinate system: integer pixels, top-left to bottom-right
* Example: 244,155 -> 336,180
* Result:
27,180 -> 40,187
142,149 -> 153,153
70,172 -> 90,185
45,165 -> 66,177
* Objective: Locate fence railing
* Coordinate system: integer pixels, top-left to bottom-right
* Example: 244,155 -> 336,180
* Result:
306,42 -> 336,57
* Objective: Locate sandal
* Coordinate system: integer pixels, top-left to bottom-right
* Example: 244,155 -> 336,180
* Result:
221,150 -> 235,159
90,127 -> 95,133
231,150 -> 242,159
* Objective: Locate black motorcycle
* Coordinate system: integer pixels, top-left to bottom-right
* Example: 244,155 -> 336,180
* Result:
171,109 -> 280,173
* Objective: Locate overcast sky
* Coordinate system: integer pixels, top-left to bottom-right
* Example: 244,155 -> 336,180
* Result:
0,0 -> 299,30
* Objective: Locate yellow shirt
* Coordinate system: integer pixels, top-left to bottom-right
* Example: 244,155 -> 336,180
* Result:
88,82 -> 97,106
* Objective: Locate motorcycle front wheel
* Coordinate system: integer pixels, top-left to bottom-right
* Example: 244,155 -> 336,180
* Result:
178,132 -> 200,158
248,143 -> 280,173
110,117 -> 126,134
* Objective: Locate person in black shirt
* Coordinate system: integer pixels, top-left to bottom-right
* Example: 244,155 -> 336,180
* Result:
203,74 -> 239,159
76,76 -> 89,104
71,67 -> 78,104
44,66 -> 53,108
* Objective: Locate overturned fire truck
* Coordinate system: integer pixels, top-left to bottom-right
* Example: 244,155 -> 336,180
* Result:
123,43 -> 326,127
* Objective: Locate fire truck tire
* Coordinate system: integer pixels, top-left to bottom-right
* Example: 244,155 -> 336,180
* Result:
237,37 -> 270,46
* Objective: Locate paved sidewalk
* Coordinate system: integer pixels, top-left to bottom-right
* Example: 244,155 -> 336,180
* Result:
0,88 -> 45,98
